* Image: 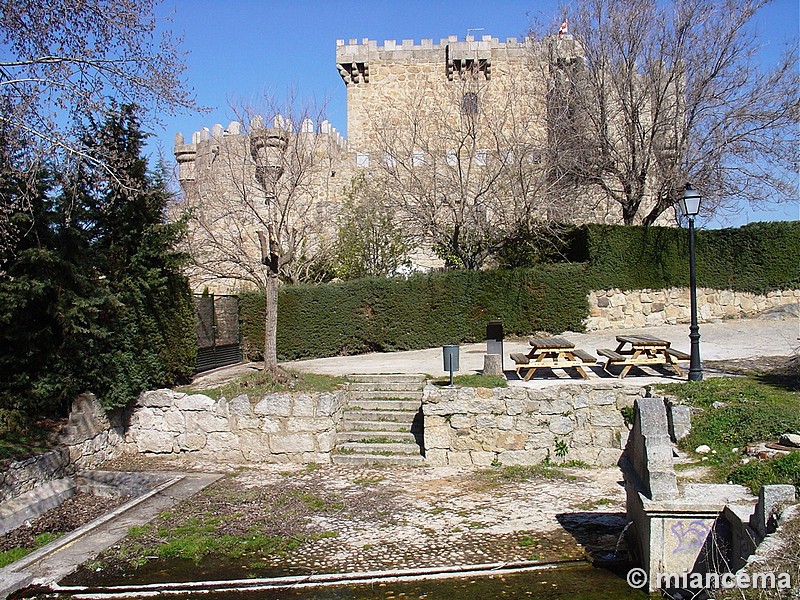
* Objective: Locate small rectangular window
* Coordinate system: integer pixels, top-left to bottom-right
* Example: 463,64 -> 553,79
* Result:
462,92 -> 478,115
412,150 -> 425,167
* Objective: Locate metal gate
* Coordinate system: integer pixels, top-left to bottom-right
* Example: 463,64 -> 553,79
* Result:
194,294 -> 242,373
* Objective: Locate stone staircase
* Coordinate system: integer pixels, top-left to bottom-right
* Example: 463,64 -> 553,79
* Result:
332,374 -> 426,466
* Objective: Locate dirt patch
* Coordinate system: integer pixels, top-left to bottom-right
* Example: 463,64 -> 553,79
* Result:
0,492 -> 126,554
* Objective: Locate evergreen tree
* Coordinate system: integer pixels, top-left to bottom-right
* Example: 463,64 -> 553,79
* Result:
0,104 -> 196,416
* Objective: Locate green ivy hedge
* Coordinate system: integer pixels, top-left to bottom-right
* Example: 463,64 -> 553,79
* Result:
240,265 -> 592,361
240,221 -> 799,361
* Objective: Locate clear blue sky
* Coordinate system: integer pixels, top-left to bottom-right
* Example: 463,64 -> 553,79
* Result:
150,0 -> 799,227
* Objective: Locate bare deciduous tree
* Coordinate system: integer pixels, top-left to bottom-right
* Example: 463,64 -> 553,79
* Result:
534,0 -> 799,225
174,97 -> 341,371
0,0 -> 199,255
357,72 -> 567,270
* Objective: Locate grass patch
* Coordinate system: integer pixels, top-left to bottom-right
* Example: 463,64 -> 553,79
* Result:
433,374 -> 508,388
657,376 -> 800,493
0,532 -> 64,568
474,463 -> 577,489
180,370 -> 346,401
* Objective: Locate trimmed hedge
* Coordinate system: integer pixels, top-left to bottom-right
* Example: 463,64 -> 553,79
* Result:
582,221 -> 800,293
240,221 -> 799,361
240,265 -> 592,361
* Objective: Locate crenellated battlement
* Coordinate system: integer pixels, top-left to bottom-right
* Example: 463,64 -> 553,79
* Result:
174,116 -> 348,183
335,34 -> 536,59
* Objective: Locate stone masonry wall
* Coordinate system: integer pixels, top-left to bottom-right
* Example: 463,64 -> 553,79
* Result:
422,383 -> 645,467
125,389 -> 348,463
585,287 -> 800,330
0,394 -> 125,502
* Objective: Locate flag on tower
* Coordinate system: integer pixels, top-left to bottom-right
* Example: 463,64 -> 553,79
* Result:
558,18 -> 568,37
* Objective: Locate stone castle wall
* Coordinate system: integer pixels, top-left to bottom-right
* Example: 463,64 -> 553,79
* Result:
585,287 -> 800,330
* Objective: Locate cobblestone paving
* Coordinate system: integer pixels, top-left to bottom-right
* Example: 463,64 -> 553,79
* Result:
224,462 -> 625,574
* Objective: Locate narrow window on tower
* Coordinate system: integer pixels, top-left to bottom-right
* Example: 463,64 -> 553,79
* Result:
462,92 -> 478,115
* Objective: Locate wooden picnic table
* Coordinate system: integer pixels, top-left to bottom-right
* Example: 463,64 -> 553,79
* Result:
510,336 -> 595,381
596,334 -> 689,378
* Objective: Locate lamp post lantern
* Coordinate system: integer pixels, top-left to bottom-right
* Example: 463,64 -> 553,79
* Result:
679,183 -> 703,381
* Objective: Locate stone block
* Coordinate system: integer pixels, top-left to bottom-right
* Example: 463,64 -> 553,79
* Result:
175,394 -> 215,411
425,425 -> 453,449
254,394 -> 292,417
470,451 -> 496,466
589,408 -> 624,427
136,431 -> 176,454
186,411 -> 231,433
239,431 -> 269,461
667,405 -> 692,442
447,451 -> 473,466
292,394 -> 315,417
425,449 -> 448,465
475,415 -> 495,428
316,431 -> 337,453
269,433 -> 316,454
538,398 -> 573,415
548,415 -> 574,435
496,432 -> 527,450
287,417 -> 332,434
496,416 -> 514,430
260,417 -> 282,433
498,449 -> 547,465
137,389 -> 181,408
590,391 -> 616,406
163,409 -> 186,432
449,414 -> 471,429
752,484 -> 796,537
229,394 -> 252,416
483,353 -> 503,376
316,392 -> 341,417
206,432 -> 240,453
572,395 -> 589,410
178,432 -> 207,451
524,431 -> 556,449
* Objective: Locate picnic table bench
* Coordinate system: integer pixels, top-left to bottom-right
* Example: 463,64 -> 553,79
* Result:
511,336 -> 596,380
597,334 -> 689,378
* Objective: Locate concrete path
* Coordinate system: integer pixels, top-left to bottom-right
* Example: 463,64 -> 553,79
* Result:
0,472 -> 223,598
281,316 -> 799,386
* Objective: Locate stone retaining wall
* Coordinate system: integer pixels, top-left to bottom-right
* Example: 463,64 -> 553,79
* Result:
0,394 -> 125,502
585,288 -> 800,330
124,389 -> 348,463
422,383 -> 646,467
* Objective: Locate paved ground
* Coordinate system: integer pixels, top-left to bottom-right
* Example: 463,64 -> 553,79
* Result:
205,314 -> 800,389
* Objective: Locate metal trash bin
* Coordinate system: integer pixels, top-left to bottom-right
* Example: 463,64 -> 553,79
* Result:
487,320 -> 504,367
443,344 -> 460,386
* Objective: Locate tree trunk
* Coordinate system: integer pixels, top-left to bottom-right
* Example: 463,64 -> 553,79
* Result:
263,274 -> 279,371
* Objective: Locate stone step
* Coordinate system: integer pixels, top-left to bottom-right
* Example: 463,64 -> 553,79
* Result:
347,399 -> 421,411
342,410 -> 418,425
351,390 -> 424,401
349,381 -> 424,392
336,431 -> 417,444
336,442 -> 422,455
348,373 -> 426,385
341,419 -> 415,432
331,453 -> 425,466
